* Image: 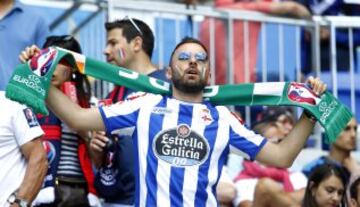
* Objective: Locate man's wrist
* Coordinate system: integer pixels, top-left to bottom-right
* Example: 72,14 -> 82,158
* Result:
303,110 -> 317,123
7,192 -> 29,207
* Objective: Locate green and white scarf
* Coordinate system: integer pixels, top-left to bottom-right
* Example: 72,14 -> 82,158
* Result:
5,47 -> 352,143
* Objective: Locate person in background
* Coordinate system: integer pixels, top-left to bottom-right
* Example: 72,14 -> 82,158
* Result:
217,166 -> 237,207
0,91 -> 48,207
297,0 -> 360,74
350,177 -> 360,207
200,0 -> 311,84
302,163 -> 348,207
251,118 -> 357,207
0,0 -> 49,90
90,18 -> 167,207
19,35 -> 99,207
42,36 -> 327,207
302,118 -> 358,178
233,107 -> 307,207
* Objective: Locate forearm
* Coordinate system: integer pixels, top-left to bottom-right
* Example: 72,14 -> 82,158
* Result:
277,113 -> 315,166
17,149 -> 48,203
46,85 -> 104,131
46,85 -> 83,128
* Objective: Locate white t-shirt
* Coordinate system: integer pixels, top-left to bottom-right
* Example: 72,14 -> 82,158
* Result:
0,92 -> 44,206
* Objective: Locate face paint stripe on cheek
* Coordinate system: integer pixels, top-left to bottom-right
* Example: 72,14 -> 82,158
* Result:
119,48 -> 125,59
174,65 -> 184,76
199,66 -> 206,79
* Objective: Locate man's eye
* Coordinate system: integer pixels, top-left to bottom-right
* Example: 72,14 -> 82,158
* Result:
178,52 -> 190,60
195,52 -> 207,62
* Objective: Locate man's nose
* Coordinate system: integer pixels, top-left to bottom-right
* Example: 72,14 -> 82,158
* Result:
103,46 -> 110,55
189,56 -> 198,65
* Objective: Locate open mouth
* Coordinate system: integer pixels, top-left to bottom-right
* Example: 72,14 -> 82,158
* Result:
185,68 -> 199,75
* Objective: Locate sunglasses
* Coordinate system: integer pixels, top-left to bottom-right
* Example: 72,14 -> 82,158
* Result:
177,51 -> 208,62
123,16 -> 143,36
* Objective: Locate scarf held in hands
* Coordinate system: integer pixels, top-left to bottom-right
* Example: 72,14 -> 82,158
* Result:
5,47 -> 353,143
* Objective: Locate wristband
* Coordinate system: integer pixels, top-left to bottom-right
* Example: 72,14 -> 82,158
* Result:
303,110 -> 317,123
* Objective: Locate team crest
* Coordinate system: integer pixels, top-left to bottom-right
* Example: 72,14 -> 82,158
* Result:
287,82 -> 321,105
199,108 -> 213,125
153,124 -> 210,167
29,48 -> 57,76
42,141 -> 56,165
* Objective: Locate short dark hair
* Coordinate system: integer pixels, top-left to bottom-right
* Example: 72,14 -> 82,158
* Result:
169,37 -> 208,66
105,18 -> 154,58
43,35 -> 82,54
350,177 -> 360,200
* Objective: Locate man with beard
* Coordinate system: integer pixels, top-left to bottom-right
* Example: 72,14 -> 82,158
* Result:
45,37 -> 327,207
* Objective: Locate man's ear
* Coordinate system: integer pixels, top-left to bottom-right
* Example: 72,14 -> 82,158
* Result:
166,67 -> 172,80
207,71 -> 212,85
132,36 -> 143,52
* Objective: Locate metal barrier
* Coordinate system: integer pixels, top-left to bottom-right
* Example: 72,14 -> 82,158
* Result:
23,0 -> 360,147
108,1 -> 360,127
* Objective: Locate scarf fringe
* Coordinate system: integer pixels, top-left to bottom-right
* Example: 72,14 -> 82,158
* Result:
323,105 -> 353,143
6,83 -> 49,115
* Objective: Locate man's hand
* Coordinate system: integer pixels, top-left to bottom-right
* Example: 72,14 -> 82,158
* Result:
89,131 -> 109,168
19,45 -> 41,63
306,76 -> 327,96
90,131 -> 109,152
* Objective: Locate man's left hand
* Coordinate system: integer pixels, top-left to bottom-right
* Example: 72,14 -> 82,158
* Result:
306,76 -> 327,96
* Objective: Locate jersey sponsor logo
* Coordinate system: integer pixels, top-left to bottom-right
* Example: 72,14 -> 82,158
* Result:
287,82 -> 321,105
152,107 -> 172,114
42,141 -> 56,165
153,124 -> 210,167
23,108 -> 39,127
29,48 -> 57,76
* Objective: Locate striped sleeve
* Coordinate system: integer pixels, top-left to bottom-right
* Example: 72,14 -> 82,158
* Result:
99,93 -> 152,135
223,107 -> 267,160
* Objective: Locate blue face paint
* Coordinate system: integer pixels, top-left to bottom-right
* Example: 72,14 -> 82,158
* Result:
177,51 -> 208,62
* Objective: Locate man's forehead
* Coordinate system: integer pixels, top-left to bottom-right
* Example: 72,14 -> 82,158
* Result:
107,28 -> 125,38
175,43 -> 207,53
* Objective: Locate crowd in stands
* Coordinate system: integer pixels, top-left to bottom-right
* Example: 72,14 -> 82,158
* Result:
0,1 -> 359,207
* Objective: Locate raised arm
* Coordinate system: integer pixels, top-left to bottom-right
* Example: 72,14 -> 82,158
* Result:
255,77 -> 327,168
46,85 -> 105,132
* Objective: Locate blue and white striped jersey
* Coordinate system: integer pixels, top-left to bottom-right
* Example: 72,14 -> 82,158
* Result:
99,93 -> 267,207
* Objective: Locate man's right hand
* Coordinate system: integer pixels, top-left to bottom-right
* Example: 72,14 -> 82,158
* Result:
19,45 -> 41,63
90,131 -> 109,152
89,131 -> 109,168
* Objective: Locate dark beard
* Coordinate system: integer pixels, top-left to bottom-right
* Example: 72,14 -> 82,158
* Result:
171,68 -> 206,94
